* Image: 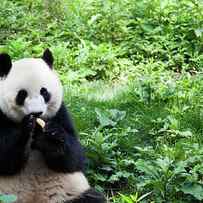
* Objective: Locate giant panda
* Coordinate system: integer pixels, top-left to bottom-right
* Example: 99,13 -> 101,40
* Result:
0,49 -> 105,203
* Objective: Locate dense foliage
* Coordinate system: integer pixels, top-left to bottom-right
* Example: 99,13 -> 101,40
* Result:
0,0 -> 203,202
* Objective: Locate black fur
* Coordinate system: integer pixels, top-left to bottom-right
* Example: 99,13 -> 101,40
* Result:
42,48 -> 54,68
32,102 -> 86,172
40,87 -> 51,103
15,89 -> 28,106
65,189 -> 106,203
0,111 -> 32,175
0,53 -> 12,77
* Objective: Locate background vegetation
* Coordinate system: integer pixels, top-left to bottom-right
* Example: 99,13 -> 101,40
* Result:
0,0 -> 203,202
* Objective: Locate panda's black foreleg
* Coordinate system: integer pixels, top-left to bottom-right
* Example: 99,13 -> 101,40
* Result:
0,115 -> 35,175
65,189 -> 106,203
32,120 -> 86,173
20,114 -> 37,146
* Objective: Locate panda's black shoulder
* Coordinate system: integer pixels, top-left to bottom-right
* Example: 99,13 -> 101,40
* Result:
0,109 -> 17,128
52,102 -> 77,136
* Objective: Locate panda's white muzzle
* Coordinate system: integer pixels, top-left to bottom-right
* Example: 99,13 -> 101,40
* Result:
24,96 -> 47,116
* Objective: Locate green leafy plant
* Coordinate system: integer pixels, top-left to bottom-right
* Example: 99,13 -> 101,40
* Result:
112,192 -> 152,203
0,195 -> 17,203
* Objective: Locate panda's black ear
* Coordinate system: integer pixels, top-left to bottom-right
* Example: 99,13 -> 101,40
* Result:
42,48 -> 54,68
0,53 -> 12,77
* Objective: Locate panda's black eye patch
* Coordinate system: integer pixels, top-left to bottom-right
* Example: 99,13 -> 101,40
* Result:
16,89 -> 28,106
40,87 -> 51,103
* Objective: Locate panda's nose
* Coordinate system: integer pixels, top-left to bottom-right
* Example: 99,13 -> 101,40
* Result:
31,112 -> 43,117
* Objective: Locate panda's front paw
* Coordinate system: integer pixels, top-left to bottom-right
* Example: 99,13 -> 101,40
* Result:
32,121 -> 66,155
44,121 -> 66,144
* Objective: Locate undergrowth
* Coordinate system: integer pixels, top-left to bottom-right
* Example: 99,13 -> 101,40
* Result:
0,0 -> 203,202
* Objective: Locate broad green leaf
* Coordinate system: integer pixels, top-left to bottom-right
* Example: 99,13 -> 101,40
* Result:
95,108 -> 116,127
95,108 -> 126,127
109,109 -> 126,122
181,183 -> 203,200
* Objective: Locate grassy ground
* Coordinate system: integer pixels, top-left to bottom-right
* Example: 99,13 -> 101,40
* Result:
1,0 -> 203,202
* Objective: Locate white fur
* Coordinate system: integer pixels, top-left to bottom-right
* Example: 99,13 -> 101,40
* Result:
0,58 -> 63,122
0,151 -> 90,203
24,96 -> 47,115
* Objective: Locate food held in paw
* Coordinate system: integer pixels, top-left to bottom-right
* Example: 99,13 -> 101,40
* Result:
36,118 -> 46,129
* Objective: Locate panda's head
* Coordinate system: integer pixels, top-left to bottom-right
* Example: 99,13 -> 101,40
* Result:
0,49 -> 63,122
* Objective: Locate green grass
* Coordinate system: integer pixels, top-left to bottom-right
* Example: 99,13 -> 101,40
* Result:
1,0 -> 203,202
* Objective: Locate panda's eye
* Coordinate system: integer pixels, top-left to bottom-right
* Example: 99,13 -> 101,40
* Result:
16,89 -> 28,106
40,87 -> 51,103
